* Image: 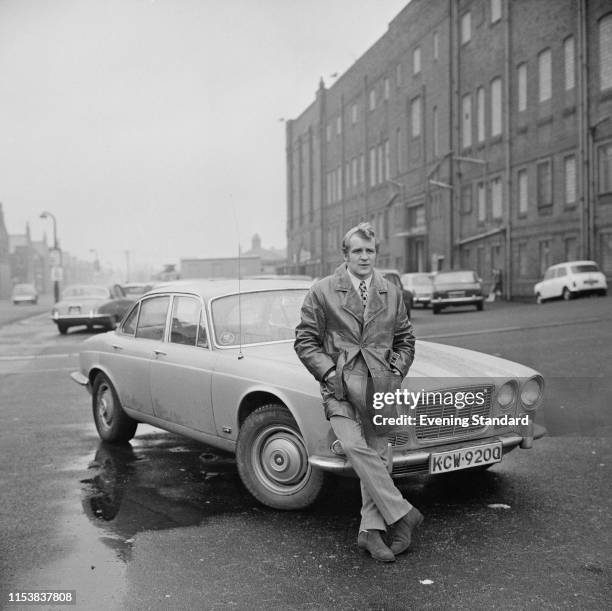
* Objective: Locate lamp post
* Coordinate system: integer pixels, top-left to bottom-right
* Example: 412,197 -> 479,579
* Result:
40,211 -> 61,303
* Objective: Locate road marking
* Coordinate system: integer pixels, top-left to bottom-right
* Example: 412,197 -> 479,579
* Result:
0,353 -> 79,361
419,316 -> 611,340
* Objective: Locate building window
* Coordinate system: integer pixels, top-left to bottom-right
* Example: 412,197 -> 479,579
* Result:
433,31 -> 439,61
537,160 -> 552,207
538,49 -> 552,102
336,115 -> 342,136
352,157 -> 358,188
491,0 -> 502,24
326,123 -> 331,142
518,169 -> 528,215
601,232 -> 612,273
413,46 -> 421,75
564,237 -> 578,261
369,147 -> 376,187
491,77 -> 502,136
462,94 -> 472,149
491,177 -> 502,219
360,153 -> 365,184
599,143 -> 612,193
461,12 -> 471,45
517,63 -> 527,112
377,143 -> 384,185
477,182 -> 486,222
461,184 -> 472,213
384,139 -> 390,181
346,161 -> 351,192
396,63 -> 403,87
476,87 -> 485,142
396,128 -> 403,174
369,88 -> 376,111
600,14 -> 612,90
564,155 -> 576,206
518,243 -> 529,277
432,106 -> 439,157
564,36 -> 575,91
351,103 -> 358,125
384,77 -> 390,101
539,240 -> 551,276
411,96 -> 421,138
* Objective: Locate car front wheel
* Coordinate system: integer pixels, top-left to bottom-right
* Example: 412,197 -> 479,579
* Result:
236,404 -> 326,510
536,292 -> 544,304
92,373 -> 137,443
562,287 -> 572,301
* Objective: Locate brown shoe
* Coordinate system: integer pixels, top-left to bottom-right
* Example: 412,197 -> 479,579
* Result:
389,507 -> 424,555
357,530 -> 395,562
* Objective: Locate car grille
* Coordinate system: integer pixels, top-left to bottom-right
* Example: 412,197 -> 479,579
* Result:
387,384 -> 494,445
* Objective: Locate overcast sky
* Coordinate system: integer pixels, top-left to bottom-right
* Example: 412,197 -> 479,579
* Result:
0,0 -> 408,273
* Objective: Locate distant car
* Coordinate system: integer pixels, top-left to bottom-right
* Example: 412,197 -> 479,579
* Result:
377,269 -> 413,316
51,284 -> 134,334
400,273 -> 433,308
11,283 -> 38,305
70,278 -> 545,511
534,261 -> 607,304
431,270 -> 484,314
120,283 -> 154,297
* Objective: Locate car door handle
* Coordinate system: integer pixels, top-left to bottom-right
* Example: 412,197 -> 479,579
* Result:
154,349 -> 167,356
111,344 -> 123,350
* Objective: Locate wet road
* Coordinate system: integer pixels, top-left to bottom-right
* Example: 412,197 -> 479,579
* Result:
0,298 -> 611,610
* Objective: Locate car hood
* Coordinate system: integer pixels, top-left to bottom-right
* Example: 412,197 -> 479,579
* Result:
433,282 -> 481,291
236,339 -> 537,380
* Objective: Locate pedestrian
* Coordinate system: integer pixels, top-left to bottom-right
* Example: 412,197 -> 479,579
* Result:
294,222 -> 423,562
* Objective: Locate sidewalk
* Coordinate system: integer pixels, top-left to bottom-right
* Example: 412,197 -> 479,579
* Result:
0,294 -> 54,327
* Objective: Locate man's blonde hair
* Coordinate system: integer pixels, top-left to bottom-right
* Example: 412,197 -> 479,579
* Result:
341,222 -> 376,255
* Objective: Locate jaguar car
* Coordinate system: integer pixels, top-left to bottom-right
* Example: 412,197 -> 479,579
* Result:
71,279 -> 545,510
431,270 -> 485,314
52,284 -> 134,334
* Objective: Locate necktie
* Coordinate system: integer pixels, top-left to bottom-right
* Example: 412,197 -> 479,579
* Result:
359,280 -> 368,309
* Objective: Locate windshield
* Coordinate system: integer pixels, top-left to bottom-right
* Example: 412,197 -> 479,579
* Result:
403,275 -> 432,286
211,289 -> 308,346
62,286 -> 110,299
435,271 -> 477,284
570,263 -> 599,274
13,284 -> 35,294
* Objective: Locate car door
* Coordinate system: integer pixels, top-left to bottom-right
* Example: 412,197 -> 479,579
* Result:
109,295 -> 171,417
555,266 -> 569,296
541,268 -> 555,299
148,294 -> 216,434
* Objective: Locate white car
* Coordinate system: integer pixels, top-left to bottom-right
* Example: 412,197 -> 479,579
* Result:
401,273 -> 433,308
534,260 -> 607,303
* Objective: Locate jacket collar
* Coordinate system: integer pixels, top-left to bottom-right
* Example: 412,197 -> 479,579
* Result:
332,263 -> 388,325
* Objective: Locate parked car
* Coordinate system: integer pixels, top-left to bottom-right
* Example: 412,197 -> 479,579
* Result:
71,278 -> 545,511
400,273 -> 433,308
52,284 -> 134,334
377,269 -> 413,316
431,270 -> 484,314
11,283 -> 38,305
120,282 -> 154,297
534,260 -> 607,304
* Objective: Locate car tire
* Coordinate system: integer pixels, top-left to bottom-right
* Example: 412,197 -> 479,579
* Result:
536,292 -> 544,305
476,301 -> 484,311
599,289 -> 607,297
92,373 -> 138,443
57,323 -> 68,335
432,305 -> 440,314
236,404 -> 326,510
562,287 -> 572,301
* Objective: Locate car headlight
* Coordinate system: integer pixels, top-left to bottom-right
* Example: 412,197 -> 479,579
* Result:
52,308 -> 58,318
520,376 -> 543,409
496,381 -> 516,408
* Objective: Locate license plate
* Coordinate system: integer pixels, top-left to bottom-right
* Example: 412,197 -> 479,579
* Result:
429,442 -> 502,474
584,279 -> 597,285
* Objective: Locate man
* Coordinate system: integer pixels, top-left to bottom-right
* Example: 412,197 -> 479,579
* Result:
294,222 -> 423,562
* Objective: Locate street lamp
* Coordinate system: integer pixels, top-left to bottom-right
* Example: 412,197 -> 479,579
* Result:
40,211 -> 61,303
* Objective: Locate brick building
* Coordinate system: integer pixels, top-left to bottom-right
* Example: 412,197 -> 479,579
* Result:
285,0 -> 612,297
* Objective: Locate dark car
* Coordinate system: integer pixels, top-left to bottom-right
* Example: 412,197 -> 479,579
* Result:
377,269 -> 413,317
431,270 -> 484,314
51,284 -> 134,334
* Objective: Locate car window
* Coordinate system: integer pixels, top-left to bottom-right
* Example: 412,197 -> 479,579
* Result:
571,263 -> 599,273
197,310 -> 209,349
556,267 -> 567,277
136,296 -> 170,341
169,296 -> 201,347
211,289 -> 308,346
62,285 -> 111,299
121,304 -> 139,336
543,269 -> 555,280
435,271 -> 477,283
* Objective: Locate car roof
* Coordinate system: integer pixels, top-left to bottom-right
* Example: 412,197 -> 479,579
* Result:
146,278 -> 312,301
550,260 -> 597,268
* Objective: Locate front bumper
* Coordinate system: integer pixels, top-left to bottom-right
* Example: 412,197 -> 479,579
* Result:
70,371 -> 92,394
309,423 -> 546,478
432,295 -> 484,306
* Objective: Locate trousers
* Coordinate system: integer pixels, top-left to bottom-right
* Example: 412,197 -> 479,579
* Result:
329,414 -> 412,531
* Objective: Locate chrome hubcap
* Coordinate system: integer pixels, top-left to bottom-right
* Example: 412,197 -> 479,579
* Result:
97,384 -> 113,429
